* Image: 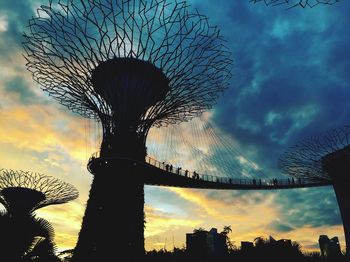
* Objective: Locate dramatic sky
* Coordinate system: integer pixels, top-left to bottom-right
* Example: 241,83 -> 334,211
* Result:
1,0 -> 349,253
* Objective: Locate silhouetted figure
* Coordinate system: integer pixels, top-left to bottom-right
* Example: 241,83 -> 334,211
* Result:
253,179 -> 256,185
177,167 -> 182,175
23,0 -> 232,260
165,164 -> 170,172
170,165 -> 173,173
185,170 -> 189,177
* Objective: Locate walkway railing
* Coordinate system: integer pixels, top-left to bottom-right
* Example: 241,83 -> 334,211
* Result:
87,152 -> 316,188
144,155 -> 306,187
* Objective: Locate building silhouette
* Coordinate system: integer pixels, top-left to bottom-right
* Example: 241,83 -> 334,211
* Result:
319,235 -> 342,257
186,228 -> 227,256
269,236 -> 292,250
241,241 -> 254,252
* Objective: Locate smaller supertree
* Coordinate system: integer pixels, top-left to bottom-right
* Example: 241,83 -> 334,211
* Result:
279,125 -> 350,254
0,169 -> 78,261
0,169 -> 79,216
250,0 -> 340,9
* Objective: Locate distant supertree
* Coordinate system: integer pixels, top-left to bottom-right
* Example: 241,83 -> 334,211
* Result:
0,169 -> 79,215
279,125 -> 350,254
250,0 -> 340,9
23,0 -> 232,260
0,169 -> 78,261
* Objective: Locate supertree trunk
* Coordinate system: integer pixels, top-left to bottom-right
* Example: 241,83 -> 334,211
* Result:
333,182 -> 350,255
323,147 -> 350,254
73,159 -> 145,261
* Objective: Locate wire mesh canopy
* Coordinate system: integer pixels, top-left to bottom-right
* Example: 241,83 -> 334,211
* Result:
23,0 -> 232,129
278,125 -> 350,182
0,169 -> 79,213
250,0 -> 340,8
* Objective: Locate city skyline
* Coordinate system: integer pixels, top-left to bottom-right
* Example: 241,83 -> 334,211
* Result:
0,0 -> 350,253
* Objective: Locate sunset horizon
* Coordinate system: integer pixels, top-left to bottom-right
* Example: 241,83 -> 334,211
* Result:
0,0 -> 349,260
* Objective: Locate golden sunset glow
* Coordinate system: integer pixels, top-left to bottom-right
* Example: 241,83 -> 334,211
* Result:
1,0 -> 349,258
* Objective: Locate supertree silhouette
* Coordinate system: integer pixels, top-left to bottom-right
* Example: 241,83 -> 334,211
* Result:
250,0 -> 340,9
23,0 -> 232,260
0,169 -> 78,261
0,169 -> 79,215
279,125 -> 350,254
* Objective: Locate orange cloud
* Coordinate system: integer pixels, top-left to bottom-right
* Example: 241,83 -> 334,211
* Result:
36,201 -> 85,252
145,205 -> 202,250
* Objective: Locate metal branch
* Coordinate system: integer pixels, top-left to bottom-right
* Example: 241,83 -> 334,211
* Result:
250,0 -> 340,9
23,0 -> 232,129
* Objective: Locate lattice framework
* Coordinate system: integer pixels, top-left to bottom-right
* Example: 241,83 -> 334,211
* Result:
0,169 -> 79,210
279,125 -> 350,182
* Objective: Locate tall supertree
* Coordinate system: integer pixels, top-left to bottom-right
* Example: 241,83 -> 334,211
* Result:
250,0 -> 340,9
279,125 -> 350,254
0,169 -> 78,260
23,0 -> 232,260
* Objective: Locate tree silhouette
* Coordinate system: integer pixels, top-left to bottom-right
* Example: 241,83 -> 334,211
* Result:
221,225 -> 235,252
0,211 -> 58,261
0,169 -> 78,261
23,0 -> 232,260
279,125 -> 350,254
250,0 -> 340,9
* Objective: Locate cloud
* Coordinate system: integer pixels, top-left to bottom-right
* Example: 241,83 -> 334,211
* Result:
0,103 -> 98,162
0,15 -> 8,32
36,200 -> 85,251
0,0 -> 349,253
267,219 -> 295,232
4,76 -> 38,104
144,204 -> 202,250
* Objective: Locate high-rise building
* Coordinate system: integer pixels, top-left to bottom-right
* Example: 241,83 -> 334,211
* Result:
186,228 -> 228,256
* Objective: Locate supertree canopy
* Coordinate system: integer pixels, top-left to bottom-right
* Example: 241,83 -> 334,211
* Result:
278,125 -> 350,183
23,0 -> 232,159
279,125 -> 350,253
23,0 -> 232,260
0,169 -> 79,215
250,0 -> 340,8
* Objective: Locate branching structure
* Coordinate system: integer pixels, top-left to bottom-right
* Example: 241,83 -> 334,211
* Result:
0,169 -> 78,260
23,0 -> 232,260
279,125 -> 350,253
250,0 -> 340,9
0,169 -> 79,215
